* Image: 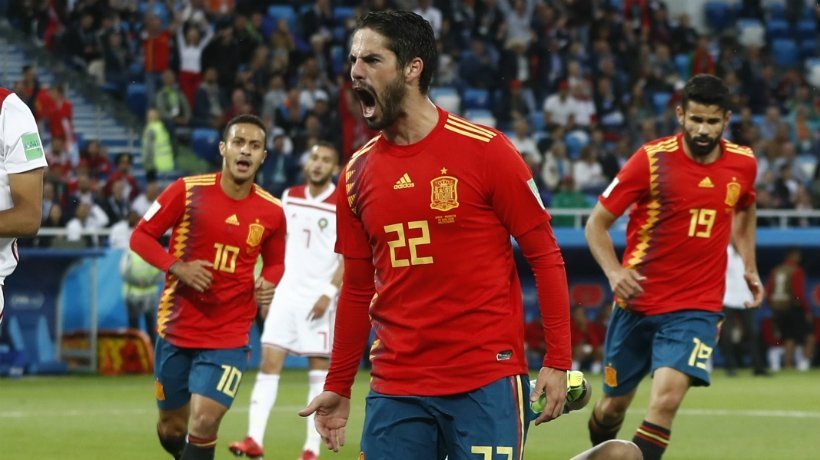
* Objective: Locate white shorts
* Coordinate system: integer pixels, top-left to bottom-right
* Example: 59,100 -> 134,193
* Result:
260,290 -> 335,357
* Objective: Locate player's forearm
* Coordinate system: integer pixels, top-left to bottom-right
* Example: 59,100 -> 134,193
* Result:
732,205 -> 758,274
130,226 -> 178,272
324,257 -> 375,398
518,224 -> 572,370
585,215 -> 621,277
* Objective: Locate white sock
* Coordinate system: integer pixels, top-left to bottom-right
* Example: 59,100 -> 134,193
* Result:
248,372 -> 280,446
304,370 -> 328,454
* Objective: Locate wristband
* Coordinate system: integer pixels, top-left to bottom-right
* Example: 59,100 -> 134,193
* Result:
322,283 -> 339,299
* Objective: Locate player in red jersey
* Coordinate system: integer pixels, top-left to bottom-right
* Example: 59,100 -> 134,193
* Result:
298,11 -> 571,459
130,114 -> 286,460
584,74 -> 764,460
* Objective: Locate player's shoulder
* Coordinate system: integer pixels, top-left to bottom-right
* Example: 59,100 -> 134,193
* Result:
347,134 -> 381,165
722,139 -> 756,161
252,183 -> 283,208
441,111 -> 500,145
0,89 -> 36,125
182,173 -> 218,187
640,135 -> 680,155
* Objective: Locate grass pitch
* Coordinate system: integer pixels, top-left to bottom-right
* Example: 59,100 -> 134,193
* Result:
1,368 -> 818,459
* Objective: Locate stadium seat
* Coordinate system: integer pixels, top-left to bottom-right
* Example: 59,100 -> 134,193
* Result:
799,39 -> 816,60
736,19 -> 765,48
772,39 -> 799,68
651,91 -> 672,116
429,86 -> 461,113
796,19 -> 817,41
765,19 -> 791,41
461,87 -> 491,110
260,14 -> 278,40
463,109 -> 496,127
330,45 -> 345,76
564,131 -> 587,159
704,1 -> 732,32
125,83 -> 147,117
674,53 -> 691,79
529,111 -> 545,131
267,5 -> 297,31
191,128 -> 221,165
768,2 -> 785,20
333,6 -> 355,24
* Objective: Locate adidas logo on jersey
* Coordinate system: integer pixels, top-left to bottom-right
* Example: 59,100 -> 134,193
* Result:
393,173 -> 415,189
698,177 -> 714,188
225,214 -> 240,225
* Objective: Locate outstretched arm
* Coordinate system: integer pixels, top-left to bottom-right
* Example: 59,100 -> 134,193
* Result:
585,203 -> 645,301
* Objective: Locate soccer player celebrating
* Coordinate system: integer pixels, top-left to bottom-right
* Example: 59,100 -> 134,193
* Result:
299,10 -> 572,458
229,142 -> 343,460
130,114 -> 286,460
584,74 -> 763,460
0,87 -> 46,325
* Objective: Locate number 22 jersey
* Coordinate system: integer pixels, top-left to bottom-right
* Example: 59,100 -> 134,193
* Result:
336,107 -> 567,395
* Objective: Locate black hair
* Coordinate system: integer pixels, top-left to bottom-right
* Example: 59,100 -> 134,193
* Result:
311,140 -> 340,163
223,114 -> 267,146
357,10 -> 438,94
681,74 -> 730,113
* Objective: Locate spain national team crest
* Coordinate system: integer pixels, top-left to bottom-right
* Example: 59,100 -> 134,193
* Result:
725,179 -> 741,207
430,174 -> 459,212
246,222 -> 264,247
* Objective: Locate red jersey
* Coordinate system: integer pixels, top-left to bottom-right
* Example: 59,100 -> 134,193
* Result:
599,134 -> 757,314
335,107 -> 567,396
131,173 -> 286,348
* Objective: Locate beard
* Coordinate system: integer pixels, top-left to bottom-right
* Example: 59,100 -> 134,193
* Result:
363,75 -> 406,131
683,130 -> 720,158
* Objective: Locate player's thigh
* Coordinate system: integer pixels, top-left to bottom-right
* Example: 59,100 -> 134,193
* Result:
435,375 -> 530,460
652,310 -> 722,387
259,292 -> 304,350
602,306 -> 655,396
361,391 -> 445,459
296,307 -> 334,356
189,346 -> 250,409
154,337 -> 195,411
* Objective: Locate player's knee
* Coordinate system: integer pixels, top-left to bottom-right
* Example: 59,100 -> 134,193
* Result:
157,415 -> 188,438
649,389 -> 685,417
599,440 -> 643,460
188,411 -> 222,436
596,397 -> 629,422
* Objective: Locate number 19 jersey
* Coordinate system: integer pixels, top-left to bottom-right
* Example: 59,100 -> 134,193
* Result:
599,134 -> 757,315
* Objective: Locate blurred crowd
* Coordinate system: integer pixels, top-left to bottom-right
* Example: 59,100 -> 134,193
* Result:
6,0 -> 820,249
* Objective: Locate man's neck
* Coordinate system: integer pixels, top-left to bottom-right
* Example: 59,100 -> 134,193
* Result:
381,97 -> 439,145
307,181 -> 331,199
220,173 -> 252,200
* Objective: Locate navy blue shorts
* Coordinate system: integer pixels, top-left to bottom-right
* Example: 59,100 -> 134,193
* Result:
361,375 -> 530,460
153,337 -> 250,410
602,306 -> 722,397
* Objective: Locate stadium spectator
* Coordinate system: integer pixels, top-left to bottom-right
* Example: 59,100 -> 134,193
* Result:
65,200 -> 109,247
584,75 -> 762,460
155,70 -> 192,142
104,153 -> 141,202
41,84 -> 74,144
63,12 -> 103,70
131,180 -> 163,218
551,176 -> 592,227
766,249 -> 815,371
570,306 -> 605,374
175,12 -> 215,106
573,145 -> 608,195
141,109 -> 176,181
80,140 -> 113,181
541,137 -> 572,192
119,239 -> 162,344
258,128 -> 300,198
201,23 -> 243,90
141,13 -> 173,107
193,67 -> 226,129
719,244 -> 768,376
101,29 -> 134,94
100,179 -> 132,226
14,65 -> 43,116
